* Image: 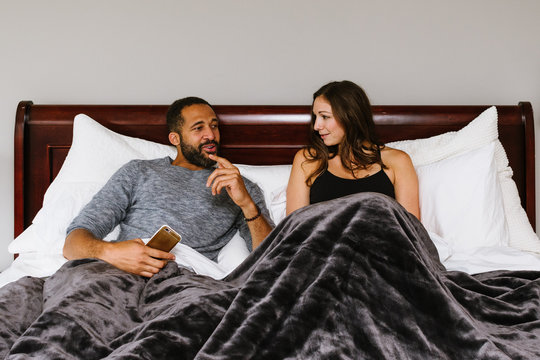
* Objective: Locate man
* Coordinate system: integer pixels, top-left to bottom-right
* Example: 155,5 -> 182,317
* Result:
63,97 -> 274,277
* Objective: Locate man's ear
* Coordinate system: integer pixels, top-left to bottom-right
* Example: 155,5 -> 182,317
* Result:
168,132 -> 180,146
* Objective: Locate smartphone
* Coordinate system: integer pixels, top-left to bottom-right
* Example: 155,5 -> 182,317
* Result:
146,225 -> 181,252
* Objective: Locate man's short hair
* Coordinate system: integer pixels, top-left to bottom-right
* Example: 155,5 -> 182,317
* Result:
166,97 -> 213,132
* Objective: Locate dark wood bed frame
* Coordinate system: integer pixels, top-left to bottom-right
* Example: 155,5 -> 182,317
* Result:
14,101 -> 536,239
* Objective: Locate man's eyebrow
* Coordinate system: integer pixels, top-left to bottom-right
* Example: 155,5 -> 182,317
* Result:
189,118 -> 219,129
190,121 -> 205,129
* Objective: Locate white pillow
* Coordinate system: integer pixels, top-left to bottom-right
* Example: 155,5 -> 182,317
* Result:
388,106 -> 540,253
8,114 -> 292,257
9,114 -> 176,255
417,143 -> 508,251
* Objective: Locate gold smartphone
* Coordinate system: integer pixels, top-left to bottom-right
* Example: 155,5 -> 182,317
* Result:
146,225 -> 181,252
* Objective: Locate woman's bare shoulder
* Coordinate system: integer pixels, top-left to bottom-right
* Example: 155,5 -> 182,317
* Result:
293,148 -> 307,160
292,147 -> 319,171
293,147 -> 315,162
381,146 -> 413,167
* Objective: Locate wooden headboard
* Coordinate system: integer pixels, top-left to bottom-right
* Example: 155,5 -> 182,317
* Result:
14,101 -> 535,238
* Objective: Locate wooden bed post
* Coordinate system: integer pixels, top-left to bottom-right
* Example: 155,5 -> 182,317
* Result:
14,101 -> 33,239
520,101 -> 536,230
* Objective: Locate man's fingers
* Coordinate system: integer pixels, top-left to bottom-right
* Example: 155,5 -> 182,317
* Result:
140,270 -> 156,278
211,174 -> 237,195
208,154 -> 234,168
137,250 -> 172,277
206,167 -> 239,188
206,168 -> 225,187
146,256 -> 170,270
145,246 -> 176,261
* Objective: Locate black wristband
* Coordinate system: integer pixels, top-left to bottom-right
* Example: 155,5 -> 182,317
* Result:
244,205 -> 261,222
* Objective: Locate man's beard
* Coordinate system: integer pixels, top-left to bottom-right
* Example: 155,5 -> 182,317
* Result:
180,139 -> 219,169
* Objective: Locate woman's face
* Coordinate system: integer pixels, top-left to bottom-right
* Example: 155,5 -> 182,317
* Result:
312,96 -> 346,146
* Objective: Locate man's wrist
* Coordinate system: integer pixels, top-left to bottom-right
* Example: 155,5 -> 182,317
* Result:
97,241 -> 114,262
244,204 -> 261,222
242,202 -> 260,221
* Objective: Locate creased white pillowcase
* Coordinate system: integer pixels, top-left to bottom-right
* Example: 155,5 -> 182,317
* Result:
388,106 -> 540,253
416,142 -> 507,251
8,114 -> 291,260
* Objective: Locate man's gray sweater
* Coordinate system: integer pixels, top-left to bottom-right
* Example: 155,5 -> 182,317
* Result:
66,157 -> 272,260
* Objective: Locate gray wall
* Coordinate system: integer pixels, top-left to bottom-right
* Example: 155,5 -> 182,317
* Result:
1,0 -> 539,270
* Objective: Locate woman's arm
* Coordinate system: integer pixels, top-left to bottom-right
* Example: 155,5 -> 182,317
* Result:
385,149 -> 421,220
286,149 -> 312,215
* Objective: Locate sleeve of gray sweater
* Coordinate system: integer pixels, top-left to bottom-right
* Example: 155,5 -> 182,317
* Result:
66,160 -> 137,240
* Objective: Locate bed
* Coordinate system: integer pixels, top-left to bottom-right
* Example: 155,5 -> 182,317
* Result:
1,100 -> 540,358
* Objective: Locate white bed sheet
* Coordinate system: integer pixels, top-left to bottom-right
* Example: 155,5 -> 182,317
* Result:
0,231 -> 249,288
443,246 -> 540,274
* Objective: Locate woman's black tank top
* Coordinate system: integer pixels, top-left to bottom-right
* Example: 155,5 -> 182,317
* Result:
310,169 -> 395,204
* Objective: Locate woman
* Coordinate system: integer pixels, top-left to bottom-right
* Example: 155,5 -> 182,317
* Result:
286,80 -> 420,219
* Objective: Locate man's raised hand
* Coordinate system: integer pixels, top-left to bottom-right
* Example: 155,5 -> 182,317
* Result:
206,154 -> 252,208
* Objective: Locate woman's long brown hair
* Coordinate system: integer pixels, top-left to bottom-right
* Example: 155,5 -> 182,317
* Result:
304,80 -> 385,186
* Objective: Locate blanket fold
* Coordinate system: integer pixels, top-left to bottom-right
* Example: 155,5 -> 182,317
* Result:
0,193 -> 539,359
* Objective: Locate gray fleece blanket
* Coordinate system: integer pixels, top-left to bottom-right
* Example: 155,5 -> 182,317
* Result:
1,193 -> 540,359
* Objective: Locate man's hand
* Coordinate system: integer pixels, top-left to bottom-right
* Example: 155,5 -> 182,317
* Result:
205,154 -> 273,250
206,154 -> 252,208
64,229 -> 175,278
101,239 -> 176,278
